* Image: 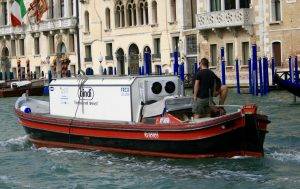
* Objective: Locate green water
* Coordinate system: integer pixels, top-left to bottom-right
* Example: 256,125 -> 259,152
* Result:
0,90 -> 299,189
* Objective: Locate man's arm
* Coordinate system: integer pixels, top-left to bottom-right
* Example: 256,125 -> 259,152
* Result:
193,80 -> 200,101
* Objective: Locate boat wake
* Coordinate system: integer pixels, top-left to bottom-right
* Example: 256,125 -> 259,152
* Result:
0,135 -> 31,152
269,150 -> 300,163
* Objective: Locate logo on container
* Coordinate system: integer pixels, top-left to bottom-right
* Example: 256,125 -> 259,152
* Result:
78,87 -> 94,100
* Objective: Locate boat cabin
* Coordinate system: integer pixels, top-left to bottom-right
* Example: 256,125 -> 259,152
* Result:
49,75 -> 185,122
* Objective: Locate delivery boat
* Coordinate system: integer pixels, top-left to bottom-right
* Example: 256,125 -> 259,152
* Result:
15,75 -> 270,158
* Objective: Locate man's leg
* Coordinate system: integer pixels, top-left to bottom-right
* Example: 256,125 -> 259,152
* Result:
219,85 -> 228,105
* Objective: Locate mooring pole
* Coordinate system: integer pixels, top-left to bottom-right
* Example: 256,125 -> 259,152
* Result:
221,47 -> 226,85
173,52 -> 179,75
271,57 -> 275,85
235,59 -> 241,94
248,58 -> 252,94
263,57 -> 269,94
295,56 -> 299,83
75,0 -> 81,75
259,58 -> 264,96
252,44 -> 258,96
289,56 -> 294,82
179,63 -> 185,82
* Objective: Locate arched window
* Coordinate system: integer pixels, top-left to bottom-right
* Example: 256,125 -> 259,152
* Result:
170,0 -> 176,22
152,1 -> 157,24
139,0 -> 148,25
84,11 -> 90,32
115,0 -> 125,28
105,8 -> 111,29
127,0 -> 137,26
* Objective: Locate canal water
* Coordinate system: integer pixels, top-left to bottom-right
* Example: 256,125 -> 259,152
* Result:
0,90 -> 299,189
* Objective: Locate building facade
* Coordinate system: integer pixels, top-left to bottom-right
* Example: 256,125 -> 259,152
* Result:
80,0 -> 191,76
0,0 -> 299,80
195,0 -> 300,69
0,0 -> 78,79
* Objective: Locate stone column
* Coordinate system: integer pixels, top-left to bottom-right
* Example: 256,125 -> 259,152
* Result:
148,2 -> 153,25
7,2 -> 11,25
124,8 -> 128,27
221,0 -> 225,11
143,8 -> 146,25
207,0 -> 211,12
236,0 -> 240,9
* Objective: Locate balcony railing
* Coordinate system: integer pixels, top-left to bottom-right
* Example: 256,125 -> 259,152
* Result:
84,57 -> 92,62
30,17 -> 77,32
105,55 -> 113,61
196,8 -> 252,30
152,53 -> 161,59
0,25 -> 26,36
0,17 -> 77,36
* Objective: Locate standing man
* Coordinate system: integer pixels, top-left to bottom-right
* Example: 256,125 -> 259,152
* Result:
193,58 -> 228,118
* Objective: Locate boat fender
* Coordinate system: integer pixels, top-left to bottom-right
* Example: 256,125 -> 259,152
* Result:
20,106 -> 31,114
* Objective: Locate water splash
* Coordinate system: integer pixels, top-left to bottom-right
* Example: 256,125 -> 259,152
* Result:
0,135 -> 31,151
270,150 -> 300,163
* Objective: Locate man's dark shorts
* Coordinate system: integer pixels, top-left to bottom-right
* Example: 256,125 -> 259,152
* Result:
192,98 -> 211,115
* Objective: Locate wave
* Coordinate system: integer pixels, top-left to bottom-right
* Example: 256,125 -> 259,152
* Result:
269,150 -> 300,163
0,135 -> 31,151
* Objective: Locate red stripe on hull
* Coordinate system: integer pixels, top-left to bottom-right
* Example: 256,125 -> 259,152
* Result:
29,137 -> 263,159
20,117 -> 245,141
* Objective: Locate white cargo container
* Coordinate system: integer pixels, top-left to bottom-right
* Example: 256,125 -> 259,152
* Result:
49,76 -> 183,122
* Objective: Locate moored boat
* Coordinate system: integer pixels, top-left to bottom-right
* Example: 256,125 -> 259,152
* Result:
274,73 -> 300,97
0,80 -> 44,98
15,75 -> 270,158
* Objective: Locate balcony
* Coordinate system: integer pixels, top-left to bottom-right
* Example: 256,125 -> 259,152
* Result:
30,17 -> 77,32
152,53 -> 161,60
0,25 -> 26,36
196,9 -> 253,31
105,55 -> 113,61
84,57 -> 92,62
